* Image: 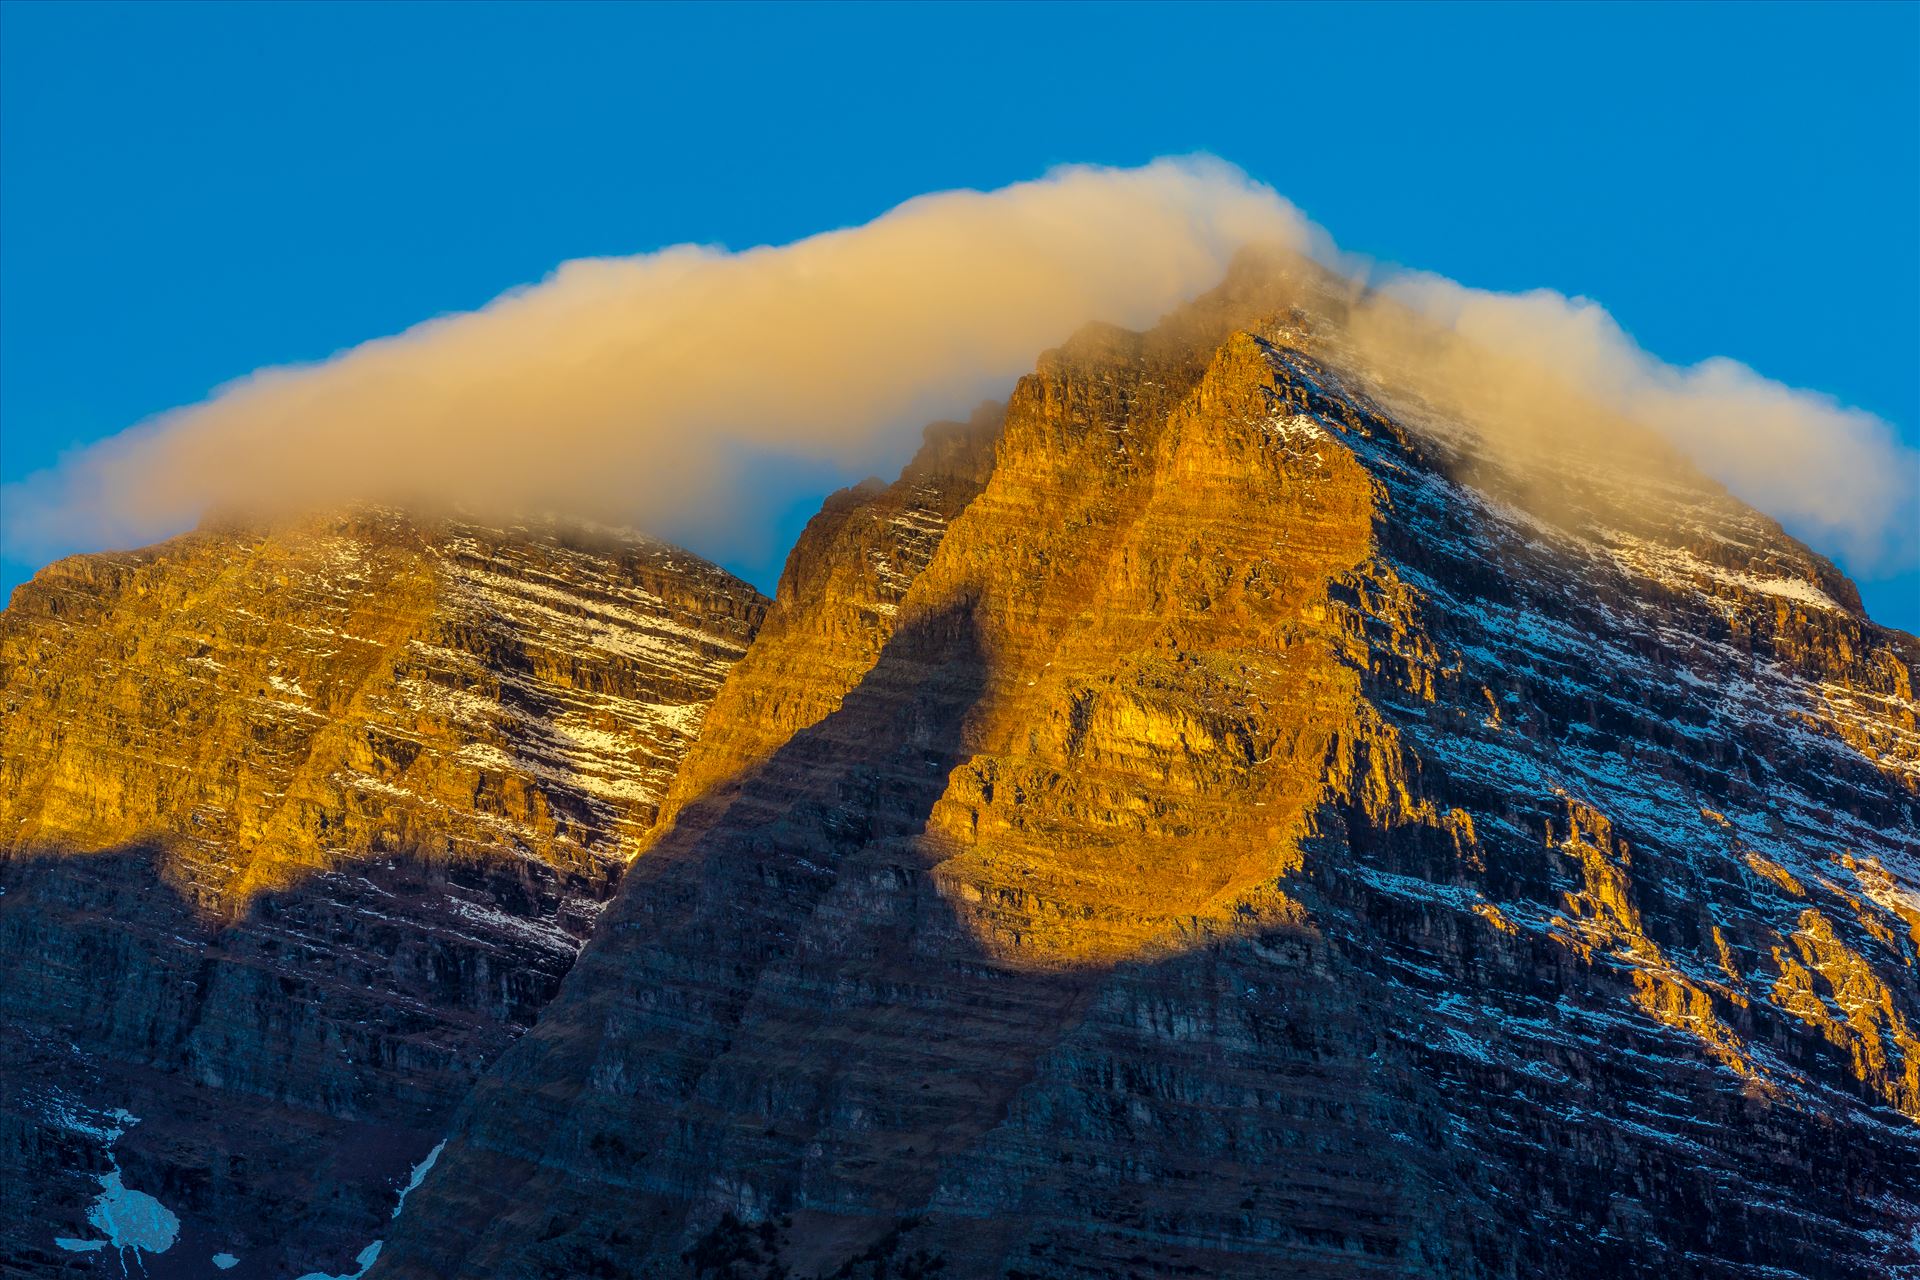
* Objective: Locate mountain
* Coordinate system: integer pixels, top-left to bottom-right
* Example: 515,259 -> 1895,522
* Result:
4,255 -> 1917,1280
364,256 -> 1920,1280
0,509 -> 766,1276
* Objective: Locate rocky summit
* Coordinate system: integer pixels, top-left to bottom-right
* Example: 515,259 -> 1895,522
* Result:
0,509 -> 766,1277
4,255 -> 1919,1280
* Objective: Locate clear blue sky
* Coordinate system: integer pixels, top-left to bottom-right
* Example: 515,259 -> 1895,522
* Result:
2,1 -> 1916,628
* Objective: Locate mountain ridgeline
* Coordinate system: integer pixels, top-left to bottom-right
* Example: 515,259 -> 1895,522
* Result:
4,254 -> 1918,1279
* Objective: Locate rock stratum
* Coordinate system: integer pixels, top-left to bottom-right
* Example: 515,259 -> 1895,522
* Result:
0,511 -> 767,1277
4,253 -> 1918,1280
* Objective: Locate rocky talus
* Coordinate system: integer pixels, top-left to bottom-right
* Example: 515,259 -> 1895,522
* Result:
372,259 -> 1920,1280
0,509 -> 766,1277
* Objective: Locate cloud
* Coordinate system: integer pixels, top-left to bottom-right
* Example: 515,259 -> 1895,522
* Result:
3,154 -> 1912,579
1347,270 -> 1919,567
0,157 -> 1309,561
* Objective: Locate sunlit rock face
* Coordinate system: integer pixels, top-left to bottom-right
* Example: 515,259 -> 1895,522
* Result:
0,510 -> 766,1278
372,256 -> 1920,1280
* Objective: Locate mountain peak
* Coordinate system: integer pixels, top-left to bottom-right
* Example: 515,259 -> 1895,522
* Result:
365,264 -> 1920,1279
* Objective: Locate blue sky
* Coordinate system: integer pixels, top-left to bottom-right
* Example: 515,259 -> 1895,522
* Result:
2,1 -> 1915,627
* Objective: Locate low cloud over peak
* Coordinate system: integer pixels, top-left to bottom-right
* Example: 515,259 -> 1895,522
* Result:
4,156 -> 1913,582
1356,270 -> 1917,569
1,158 -> 1310,563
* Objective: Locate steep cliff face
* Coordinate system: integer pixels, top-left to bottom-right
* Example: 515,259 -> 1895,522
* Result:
374,258 -> 1920,1280
0,510 -> 766,1277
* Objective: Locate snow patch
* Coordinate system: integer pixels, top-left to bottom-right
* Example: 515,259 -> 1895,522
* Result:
296,1139 -> 445,1280
1604,532 -> 1841,613
39,1096 -> 180,1273
444,898 -> 579,954
393,1140 -> 444,1218
295,1240 -> 383,1280
1265,411 -> 1328,446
